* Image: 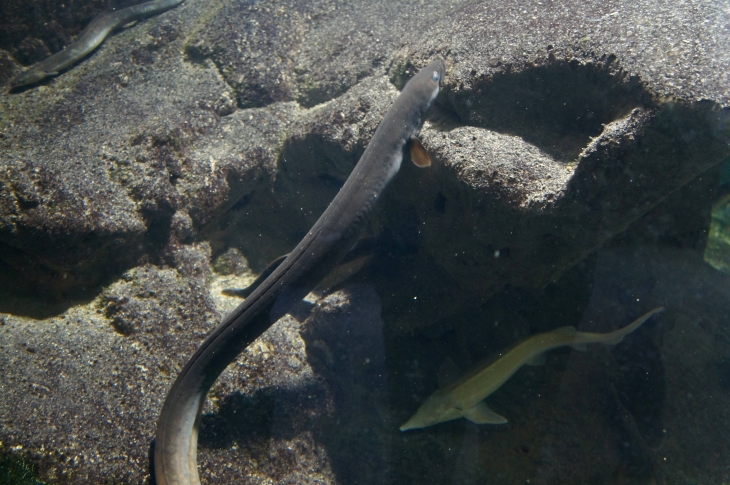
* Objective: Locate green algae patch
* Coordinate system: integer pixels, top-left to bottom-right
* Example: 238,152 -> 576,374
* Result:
0,452 -> 49,485
704,158 -> 730,273
704,197 -> 730,273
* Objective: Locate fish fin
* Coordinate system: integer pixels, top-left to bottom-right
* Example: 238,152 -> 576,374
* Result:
260,253 -> 290,275
465,402 -> 507,425
316,254 -> 372,292
346,235 -> 377,258
409,136 -> 432,168
437,357 -> 461,388
526,353 -> 546,366
222,253 -> 289,298
598,307 -> 665,345
221,287 -> 252,298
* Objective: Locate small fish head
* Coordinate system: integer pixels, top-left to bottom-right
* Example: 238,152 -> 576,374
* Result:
10,67 -> 48,88
399,390 -> 464,431
404,58 -> 446,114
425,58 -> 445,87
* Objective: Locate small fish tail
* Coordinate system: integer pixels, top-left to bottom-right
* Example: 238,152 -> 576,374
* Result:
575,307 -> 665,346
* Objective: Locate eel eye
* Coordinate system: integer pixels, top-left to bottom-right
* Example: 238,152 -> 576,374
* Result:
432,71 -> 441,83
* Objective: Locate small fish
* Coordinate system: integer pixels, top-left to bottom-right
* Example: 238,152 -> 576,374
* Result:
400,307 -> 664,431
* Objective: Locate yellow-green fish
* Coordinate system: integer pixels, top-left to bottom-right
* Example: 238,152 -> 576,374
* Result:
400,307 -> 664,431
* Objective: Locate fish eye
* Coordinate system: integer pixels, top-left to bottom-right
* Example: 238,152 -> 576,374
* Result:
432,71 -> 440,83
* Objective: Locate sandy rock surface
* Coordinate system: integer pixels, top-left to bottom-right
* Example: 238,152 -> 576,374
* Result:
0,0 -> 728,483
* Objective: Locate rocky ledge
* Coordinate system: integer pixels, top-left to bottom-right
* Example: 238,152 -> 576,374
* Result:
0,0 -> 728,483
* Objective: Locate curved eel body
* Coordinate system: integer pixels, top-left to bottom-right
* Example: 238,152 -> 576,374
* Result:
9,0 -> 185,88
155,59 -> 445,485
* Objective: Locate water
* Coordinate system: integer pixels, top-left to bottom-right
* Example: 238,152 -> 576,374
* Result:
0,0 -> 728,483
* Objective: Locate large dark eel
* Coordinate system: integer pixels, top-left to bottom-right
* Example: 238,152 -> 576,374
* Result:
154,59 -> 445,485
9,0 -> 185,88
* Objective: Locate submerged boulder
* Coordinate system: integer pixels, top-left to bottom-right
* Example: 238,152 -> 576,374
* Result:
0,0 -> 728,483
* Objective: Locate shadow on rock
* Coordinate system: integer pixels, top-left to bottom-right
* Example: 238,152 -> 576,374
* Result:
301,284 -> 395,485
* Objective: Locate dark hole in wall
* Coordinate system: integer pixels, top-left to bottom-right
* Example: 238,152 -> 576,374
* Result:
448,61 -> 651,162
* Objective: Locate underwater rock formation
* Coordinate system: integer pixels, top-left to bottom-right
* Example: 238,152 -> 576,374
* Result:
0,0 -> 728,483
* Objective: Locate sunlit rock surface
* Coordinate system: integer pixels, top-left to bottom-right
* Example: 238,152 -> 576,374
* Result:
0,0 -> 728,483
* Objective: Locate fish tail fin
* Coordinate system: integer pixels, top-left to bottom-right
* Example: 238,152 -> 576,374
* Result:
576,307 -> 665,346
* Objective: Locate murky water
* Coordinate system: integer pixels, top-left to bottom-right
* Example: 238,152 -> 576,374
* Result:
1,0 -> 729,484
